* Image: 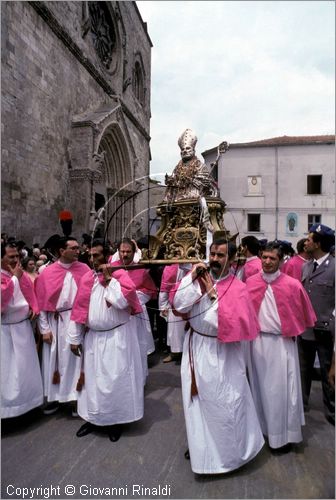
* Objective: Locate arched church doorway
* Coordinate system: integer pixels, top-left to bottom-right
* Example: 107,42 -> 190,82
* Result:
91,124 -> 136,244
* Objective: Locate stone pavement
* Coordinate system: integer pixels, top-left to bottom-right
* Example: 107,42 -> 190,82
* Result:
1,350 -> 335,500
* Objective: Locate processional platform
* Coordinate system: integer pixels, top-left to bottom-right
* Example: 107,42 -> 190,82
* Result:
144,197 -> 228,262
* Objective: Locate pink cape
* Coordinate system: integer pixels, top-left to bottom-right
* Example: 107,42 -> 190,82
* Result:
282,255 -> 308,281
34,261 -> 90,311
70,269 -> 142,324
160,264 -> 187,318
242,258 -> 262,282
1,271 -> 39,314
110,260 -> 157,300
160,264 -> 179,293
172,272 -> 260,341
246,272 -> 317,337
215,276 -> 260,343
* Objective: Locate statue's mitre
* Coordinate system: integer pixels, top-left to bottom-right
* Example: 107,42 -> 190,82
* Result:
178,129 -> 198,149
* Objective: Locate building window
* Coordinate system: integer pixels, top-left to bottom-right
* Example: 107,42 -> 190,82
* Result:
247,175 -> 262,195
248,213 -> 260,232
133,61 -> 145,105
308,214 -> 321,232
307,175 -> 322,194
89,1 -> 117,71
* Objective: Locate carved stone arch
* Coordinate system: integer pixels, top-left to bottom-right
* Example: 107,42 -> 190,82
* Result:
69,103 -> 139,241
95,123 -> 135,242
97,123 -> 131,189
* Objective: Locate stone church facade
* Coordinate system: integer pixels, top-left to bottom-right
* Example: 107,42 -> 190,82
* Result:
1,1 -> 152,245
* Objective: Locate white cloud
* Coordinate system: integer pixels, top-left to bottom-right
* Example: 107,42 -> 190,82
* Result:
137,0 -> 335,177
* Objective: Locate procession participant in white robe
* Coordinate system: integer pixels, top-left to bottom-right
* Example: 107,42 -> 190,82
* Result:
238,236 -> 262,282
110,238 -> 142,263
109,238 -> 157,385
232,237 -> 262,373
35,237 -> 89,415
246,241 -> 317,451
37,234 -> 61,274
1,243 -> 43,417
159,263 -> 191,363
68,239 -> 143,442
281,238 -> 311,281
173,238 -> 264,475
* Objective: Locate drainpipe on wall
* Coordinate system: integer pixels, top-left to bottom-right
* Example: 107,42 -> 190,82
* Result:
275,146 -> 279,239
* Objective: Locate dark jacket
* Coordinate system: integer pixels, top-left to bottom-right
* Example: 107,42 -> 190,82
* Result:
301,255 -> 335,340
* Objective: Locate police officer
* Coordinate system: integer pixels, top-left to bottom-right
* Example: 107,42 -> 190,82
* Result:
299,224 -> 335,425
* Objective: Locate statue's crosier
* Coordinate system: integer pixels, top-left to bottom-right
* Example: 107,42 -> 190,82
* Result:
164,129 -> 219,203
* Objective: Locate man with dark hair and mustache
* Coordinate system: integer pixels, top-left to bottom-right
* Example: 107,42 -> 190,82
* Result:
109,238 -> 157,386
237,235 -> 262,282
173,238 -> 264,475
68,239 -> 143,442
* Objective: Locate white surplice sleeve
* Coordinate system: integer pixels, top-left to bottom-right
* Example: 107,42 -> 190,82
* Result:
173,273 -> 202,314
67,320 -> 85,345
105,277 -> 130,310
202,295 -> 218,329
137,291 -> 151,306
159,291 -> 169,310
38,310 -> 51,335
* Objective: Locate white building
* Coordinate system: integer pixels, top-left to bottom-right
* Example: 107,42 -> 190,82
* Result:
202,135 -> 335,247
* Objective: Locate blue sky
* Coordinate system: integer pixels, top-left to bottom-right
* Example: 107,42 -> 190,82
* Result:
137,1 -> 335,181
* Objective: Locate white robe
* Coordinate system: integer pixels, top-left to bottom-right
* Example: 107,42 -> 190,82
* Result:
158,304 -> 186,353
1,274 -> 43,417
248,273 -> 305,448
174,273 -> 264,474
68,277 -> 144,426
130,291 -> 155,385
38,262 -> 81,403
158,266 -> 190,354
